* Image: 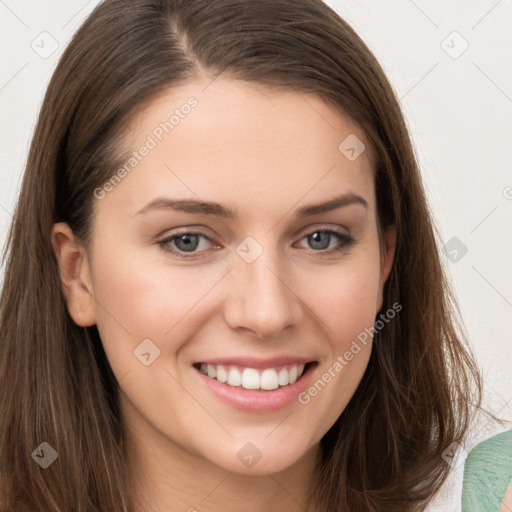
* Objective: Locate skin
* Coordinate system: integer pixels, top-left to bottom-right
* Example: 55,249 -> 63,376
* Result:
502,480 -> 512,511
52,76 -> 396,512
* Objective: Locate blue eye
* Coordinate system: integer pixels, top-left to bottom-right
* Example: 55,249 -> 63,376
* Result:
158,232 -> 213,257
157,228 -> 355,259
297,230 -> 354,252
171,233 -> 202,252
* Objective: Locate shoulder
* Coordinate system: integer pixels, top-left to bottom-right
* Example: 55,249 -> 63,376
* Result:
462,428 -> 512,512
465,428 -> 512,461
424,421 -> 512,512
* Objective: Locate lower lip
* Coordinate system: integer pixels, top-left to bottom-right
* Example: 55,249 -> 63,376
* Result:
194,363 -> 317,412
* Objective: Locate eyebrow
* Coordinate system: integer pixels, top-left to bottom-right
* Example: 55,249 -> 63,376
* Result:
133,192 -> 368,219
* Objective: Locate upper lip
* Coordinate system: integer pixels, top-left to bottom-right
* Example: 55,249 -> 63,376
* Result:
194,356 -> 316,369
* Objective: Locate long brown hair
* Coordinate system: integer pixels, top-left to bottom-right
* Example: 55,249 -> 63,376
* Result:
0,0 -> 485,510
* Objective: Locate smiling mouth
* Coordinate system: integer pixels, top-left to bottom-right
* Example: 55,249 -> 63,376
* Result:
193,361 -> 316,391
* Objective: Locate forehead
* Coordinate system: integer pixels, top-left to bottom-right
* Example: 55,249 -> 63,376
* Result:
98,76 -> 376,221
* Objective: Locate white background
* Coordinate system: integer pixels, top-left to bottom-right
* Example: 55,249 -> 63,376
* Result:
1,0 -> 511,440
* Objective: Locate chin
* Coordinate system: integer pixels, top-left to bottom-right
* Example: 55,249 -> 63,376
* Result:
201,436 -> 317,476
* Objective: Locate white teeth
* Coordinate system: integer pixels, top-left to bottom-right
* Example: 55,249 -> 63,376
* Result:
260,369 -> 279,390
198,363 -> 308,390
242,368 -> 260,389
227,367 -> 242,387
216,365 -> 228,383
289,365 -> 298,384
207,364 -> 216,378
277,367 -> 289,386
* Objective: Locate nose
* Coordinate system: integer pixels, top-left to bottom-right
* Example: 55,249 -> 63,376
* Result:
223,245 -> 302,339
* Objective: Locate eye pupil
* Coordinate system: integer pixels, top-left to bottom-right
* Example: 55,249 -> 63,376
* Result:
175,234 -> 199,252
308,231 -> 330,250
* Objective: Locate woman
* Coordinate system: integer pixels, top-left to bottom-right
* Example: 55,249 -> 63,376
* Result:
0,0 -> 494,510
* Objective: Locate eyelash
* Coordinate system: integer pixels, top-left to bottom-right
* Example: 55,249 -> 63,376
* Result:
157,228 -> 355,260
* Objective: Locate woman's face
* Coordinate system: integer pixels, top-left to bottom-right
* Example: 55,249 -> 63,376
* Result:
55,77 -> 395,476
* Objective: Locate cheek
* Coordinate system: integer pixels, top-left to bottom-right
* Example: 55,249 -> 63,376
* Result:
300,253 -> 382,344
292,253 -> 381,432
89,244 -> 220,374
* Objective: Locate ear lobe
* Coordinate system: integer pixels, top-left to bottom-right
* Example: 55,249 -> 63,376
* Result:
51,222 -> 96,327
376,225 -> 397,312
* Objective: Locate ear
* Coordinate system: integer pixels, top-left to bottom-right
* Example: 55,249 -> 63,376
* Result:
376,225 -> 396,312
51,222 -> 96,327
